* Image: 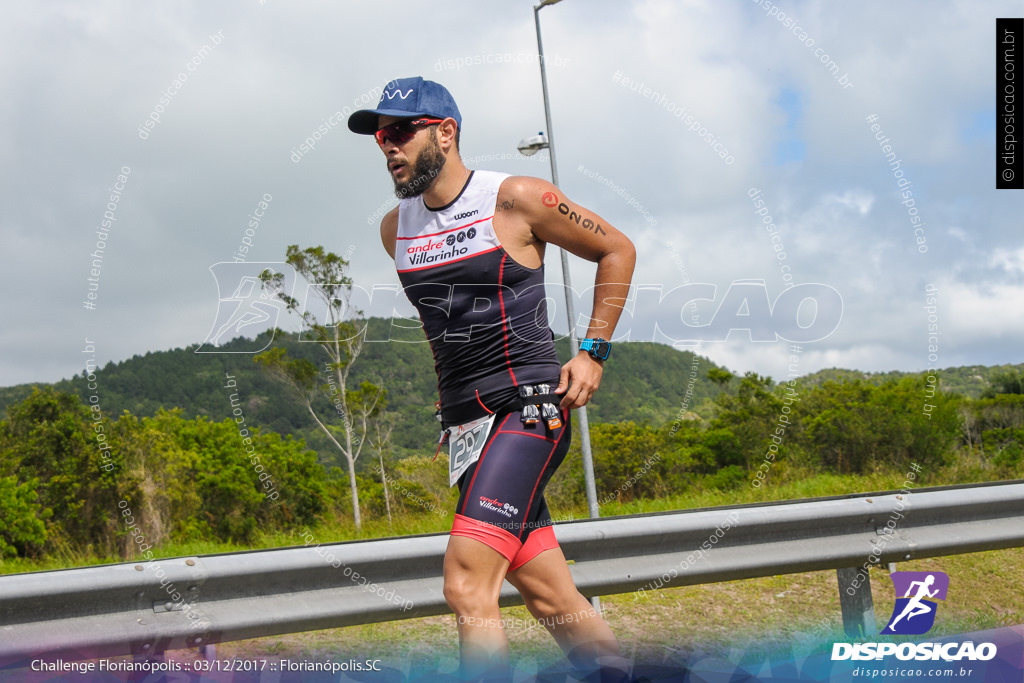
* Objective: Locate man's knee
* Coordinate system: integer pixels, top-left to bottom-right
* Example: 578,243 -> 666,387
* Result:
443,575 -> 468,611
522,594 -> 561,621
444,573 -> 498,614
443,534 -> 512,613
522,587 -> 582,621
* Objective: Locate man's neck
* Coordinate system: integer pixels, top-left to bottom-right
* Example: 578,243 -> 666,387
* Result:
422,159 -> 471,209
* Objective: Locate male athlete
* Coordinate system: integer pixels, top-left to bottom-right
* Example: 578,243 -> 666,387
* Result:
349,77 -> 636,681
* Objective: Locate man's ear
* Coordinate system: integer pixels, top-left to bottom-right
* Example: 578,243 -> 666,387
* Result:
437,118 -> 459,153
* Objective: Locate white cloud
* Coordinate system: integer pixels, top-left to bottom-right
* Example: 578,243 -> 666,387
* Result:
1,0 -> 1022,387
827,190 -> 874,215
990,247 -> 1024,275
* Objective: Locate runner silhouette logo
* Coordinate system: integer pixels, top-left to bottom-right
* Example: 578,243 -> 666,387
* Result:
881,571 -> 949,635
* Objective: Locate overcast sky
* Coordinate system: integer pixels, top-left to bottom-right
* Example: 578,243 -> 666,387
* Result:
1,0 -> 1021,388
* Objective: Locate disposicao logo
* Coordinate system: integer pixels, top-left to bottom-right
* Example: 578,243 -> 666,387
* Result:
881,571 -> 948,635
831,570 -> 998,662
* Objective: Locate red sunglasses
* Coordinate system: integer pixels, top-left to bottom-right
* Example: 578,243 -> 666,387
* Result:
375,118 -> 445,146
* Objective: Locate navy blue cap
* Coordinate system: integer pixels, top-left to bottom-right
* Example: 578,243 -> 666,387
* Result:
348,77 -> 462,135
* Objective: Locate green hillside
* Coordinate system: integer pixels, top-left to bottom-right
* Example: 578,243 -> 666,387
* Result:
0,319 -> 731,465
798,363 -> 1024,399
3,325 -> 1021,466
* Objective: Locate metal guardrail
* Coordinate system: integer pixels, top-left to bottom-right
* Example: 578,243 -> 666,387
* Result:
1,480 -> 1023,663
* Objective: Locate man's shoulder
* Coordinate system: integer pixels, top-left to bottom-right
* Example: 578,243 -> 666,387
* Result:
380,205 -> 399,230
379,206 -> 399,258
497,174 -> 550,198
495,175 -> 560,225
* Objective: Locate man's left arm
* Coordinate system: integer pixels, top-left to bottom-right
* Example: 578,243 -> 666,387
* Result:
506,176 -> 637,410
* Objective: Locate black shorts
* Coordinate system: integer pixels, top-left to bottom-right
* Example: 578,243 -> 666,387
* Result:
450,403 -> 571,570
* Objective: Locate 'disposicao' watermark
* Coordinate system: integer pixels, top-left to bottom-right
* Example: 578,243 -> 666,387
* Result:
300,530 -> 413,611
748,188 -> 795,289
844,463 -> 922,596
750,0 -> 853,89
373,463 -> 446,517
996,18 -> 1022,189
865,114 -> 928,253
82,338 -> 115,474
597,453 -> 662,505
433,51 -> 569,73
751,344 -> 803,488
83,166 -> 130,310
137,31 -> 224,140
633,510 -> 740,599
576,163 -> 658,226
224,372 -> 279,501
231,193 -> 272,262
291,279 -> 843,345
118,499 -> 206,630
922,284 -> 940,419
612,69 -> 735,165
290,82 -> 390,163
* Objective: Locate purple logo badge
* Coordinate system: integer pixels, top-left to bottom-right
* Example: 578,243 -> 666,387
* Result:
881,571 -> 949,635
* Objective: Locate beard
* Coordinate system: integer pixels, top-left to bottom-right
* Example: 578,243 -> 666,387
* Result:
391,132 -> 446,199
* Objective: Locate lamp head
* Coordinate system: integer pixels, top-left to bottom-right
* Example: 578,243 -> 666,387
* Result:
517,132 -> 549,156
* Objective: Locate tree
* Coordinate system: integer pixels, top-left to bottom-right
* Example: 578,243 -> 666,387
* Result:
0,476 -> 48,558
981,370 -> 1024,398
708,372 -> 785,470
707,367 -> 734,388
370,415 -> 397,525
118,408 -> 328,546
255,246 -> 386,530
799,377 -> 960,474
589,421 -> 664,503
961,394 -> 1024,447
0,387 -> 124,555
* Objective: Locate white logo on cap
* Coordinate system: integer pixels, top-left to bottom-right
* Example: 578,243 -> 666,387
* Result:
382,88 -> 414,101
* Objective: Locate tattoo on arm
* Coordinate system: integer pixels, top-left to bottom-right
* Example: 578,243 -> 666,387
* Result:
496,198 -> 515,212
541,192 -> 608,236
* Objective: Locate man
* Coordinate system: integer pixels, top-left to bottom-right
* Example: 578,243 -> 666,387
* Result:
348,77 -> 636,681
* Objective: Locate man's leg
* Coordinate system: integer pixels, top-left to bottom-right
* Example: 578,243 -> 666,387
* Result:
446,402 -> 574,677
444,534 -> 512,680
506,545 -> 629,680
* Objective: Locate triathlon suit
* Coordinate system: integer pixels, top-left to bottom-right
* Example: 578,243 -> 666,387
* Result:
394,170 -> 570,569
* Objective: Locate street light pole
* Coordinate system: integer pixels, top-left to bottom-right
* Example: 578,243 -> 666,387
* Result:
533,2 -> 602,522
532,6 -> 602,598
533,0 -> 603,616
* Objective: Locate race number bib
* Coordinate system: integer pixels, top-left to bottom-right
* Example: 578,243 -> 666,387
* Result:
448,413 -> 497,487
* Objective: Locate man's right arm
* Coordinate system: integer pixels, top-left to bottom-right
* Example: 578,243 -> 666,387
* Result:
380,207 -> 399,259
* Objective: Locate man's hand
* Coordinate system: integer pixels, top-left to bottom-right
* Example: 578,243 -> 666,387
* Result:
555,351 -> 605,410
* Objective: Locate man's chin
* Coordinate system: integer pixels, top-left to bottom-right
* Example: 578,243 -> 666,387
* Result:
393,182 -> 425,199
393,174 -> 436,199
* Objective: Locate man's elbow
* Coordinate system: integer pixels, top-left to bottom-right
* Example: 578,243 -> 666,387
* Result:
612,234 -> 637,274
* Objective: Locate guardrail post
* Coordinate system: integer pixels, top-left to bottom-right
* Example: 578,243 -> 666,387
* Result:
836,567 -> 877,638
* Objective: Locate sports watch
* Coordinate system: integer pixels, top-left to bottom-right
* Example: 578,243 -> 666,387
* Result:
580,338 -> 612,361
